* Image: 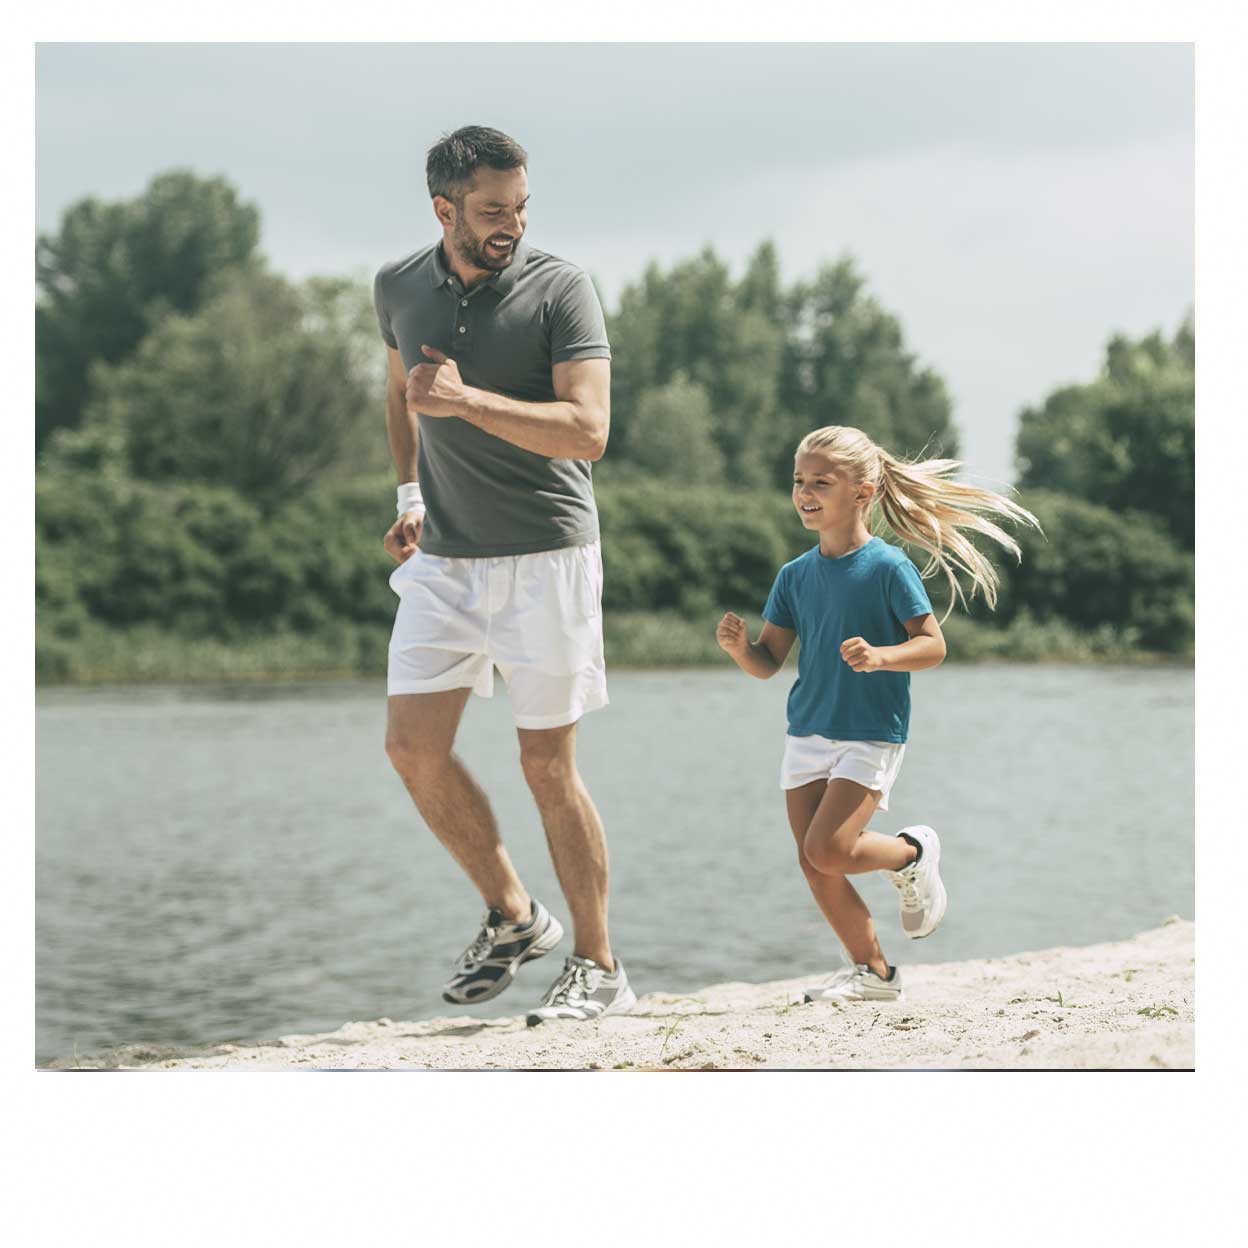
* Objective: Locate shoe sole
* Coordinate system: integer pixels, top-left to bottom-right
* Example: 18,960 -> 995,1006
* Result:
911,874 -> 947,940
441,914 -> 565,1005
803,989 -> 904,1004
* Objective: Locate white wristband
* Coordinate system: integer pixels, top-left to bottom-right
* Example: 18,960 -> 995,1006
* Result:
397,481 -> 425,518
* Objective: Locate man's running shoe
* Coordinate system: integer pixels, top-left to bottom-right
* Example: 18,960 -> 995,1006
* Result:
886,824 -> 947,939
441,900 -> 563,1005
525,955 -> 637,1025
803,964 -> 903,1003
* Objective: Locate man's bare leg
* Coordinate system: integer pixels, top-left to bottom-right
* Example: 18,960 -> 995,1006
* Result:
517,721 -> 613,970
385,689 -> 530,923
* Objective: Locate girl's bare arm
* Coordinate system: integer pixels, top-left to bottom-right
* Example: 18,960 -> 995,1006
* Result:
716,614 -> 797,679
841,614 -> 947,673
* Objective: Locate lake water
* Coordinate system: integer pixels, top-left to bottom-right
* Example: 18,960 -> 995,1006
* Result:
35,665 -> 1194,1064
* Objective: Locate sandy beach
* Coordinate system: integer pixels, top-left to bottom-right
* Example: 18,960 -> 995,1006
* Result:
53,917 -> 1193,1071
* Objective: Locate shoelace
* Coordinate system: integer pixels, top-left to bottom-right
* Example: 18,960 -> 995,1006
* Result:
890,869 -> 922,910
459,919 -> 498,971
545,961 -> 593,1006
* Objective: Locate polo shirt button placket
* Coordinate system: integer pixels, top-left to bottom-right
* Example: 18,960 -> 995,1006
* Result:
456,288 -> 471,354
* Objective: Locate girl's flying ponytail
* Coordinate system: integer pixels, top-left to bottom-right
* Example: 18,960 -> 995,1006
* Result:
796,426 -> 1041,619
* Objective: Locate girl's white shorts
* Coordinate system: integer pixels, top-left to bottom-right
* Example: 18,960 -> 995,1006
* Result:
780,734 -> 907,810
387,541 -> 608,730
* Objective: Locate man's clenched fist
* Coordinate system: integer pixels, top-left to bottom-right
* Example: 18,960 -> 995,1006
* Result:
383,511 -> 424,563
406,344 -> 469,418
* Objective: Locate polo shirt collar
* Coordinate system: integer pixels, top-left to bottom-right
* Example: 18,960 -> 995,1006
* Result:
427,239 -> 528,293
428,242 -> 453,287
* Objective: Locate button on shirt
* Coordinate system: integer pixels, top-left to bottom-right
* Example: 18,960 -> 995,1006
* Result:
374,240 -> 612,557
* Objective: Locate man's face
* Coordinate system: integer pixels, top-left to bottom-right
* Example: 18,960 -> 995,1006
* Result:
440,166 -> 529,273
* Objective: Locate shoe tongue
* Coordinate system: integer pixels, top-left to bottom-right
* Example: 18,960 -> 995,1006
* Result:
485,907 -> 507,927
568,954 -> 598,970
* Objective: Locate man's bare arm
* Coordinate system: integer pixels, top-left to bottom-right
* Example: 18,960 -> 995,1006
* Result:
383,346 -> 423,562
386,346 -> 419,482
406,348 -> 610,461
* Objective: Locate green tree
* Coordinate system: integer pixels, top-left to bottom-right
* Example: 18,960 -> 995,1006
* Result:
53,270 -> 378,512
606,243 -> 958,491
1015,315 -> 1194,548
607,244 -> 785,488
613,372 -> 726,482
737,239 -> 784,321
299,274 -> 392,479
777,257 -> 957,483
36,170 -> 261,450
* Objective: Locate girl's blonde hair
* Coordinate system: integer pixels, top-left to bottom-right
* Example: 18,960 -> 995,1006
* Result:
795,425 -> 1041,619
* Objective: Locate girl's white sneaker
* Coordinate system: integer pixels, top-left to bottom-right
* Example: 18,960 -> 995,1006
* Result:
803,964 -> 903,1003
887,824 -> 947,939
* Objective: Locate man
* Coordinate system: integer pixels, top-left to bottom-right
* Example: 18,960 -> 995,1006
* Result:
374,126 -> 633,1025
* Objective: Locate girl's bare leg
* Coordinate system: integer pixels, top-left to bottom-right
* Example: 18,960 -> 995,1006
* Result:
785,779 -> 913,979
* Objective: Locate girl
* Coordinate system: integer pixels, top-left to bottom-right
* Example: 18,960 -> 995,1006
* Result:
716,425 -> 1039,1002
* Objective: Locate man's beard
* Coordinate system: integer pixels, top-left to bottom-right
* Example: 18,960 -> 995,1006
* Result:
452,217 -> 518,273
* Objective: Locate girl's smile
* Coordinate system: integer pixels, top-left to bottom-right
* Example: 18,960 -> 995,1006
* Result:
793,451 -> 872,544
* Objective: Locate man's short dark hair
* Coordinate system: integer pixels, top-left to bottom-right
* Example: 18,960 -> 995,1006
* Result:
426,126 -> 528,203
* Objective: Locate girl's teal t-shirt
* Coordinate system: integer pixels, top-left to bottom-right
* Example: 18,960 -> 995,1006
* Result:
762,537 -> 933,744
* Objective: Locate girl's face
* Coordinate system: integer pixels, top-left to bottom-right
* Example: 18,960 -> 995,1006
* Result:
792,451 -> 871,530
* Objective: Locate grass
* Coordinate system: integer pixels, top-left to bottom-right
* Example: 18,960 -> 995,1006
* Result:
658,1018 -> 683,1064
1137,1004 -> 1180,1019
35,609 -> 1191,687
36,621 -> 391,687
604,610 -> 731,668
606,609 -> 1186,669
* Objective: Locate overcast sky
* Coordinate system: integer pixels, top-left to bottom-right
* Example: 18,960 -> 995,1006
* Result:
35,42 -> 1193,485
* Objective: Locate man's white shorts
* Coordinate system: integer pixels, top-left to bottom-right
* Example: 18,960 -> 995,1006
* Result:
387,541 -> 608,730
780,734 -> 907,810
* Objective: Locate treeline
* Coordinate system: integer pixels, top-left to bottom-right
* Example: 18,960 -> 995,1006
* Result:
35,172 -> 1193,682
602,243 -> 956,490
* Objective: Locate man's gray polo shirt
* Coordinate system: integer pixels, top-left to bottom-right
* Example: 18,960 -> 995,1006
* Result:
373,239 -> 611,557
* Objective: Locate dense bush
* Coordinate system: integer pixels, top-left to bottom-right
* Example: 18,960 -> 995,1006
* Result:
1001,490 -> 1193,651
597,481 -> 805,616
33,169 -> 1193,679
1015,318 -> 1193,548
36,472 -> 397,645
35,474 -> 1193,682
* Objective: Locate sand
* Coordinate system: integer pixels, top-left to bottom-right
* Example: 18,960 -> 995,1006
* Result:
58,917 -> 1194,1071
